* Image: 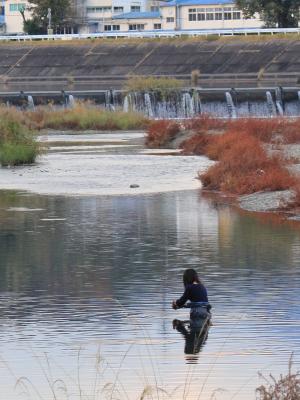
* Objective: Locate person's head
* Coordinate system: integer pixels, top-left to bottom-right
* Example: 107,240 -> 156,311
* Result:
183,269 -> 200,287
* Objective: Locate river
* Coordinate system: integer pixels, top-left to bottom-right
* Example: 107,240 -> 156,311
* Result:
0,132 -> 299,400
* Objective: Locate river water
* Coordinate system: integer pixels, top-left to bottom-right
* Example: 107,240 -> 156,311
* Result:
0,132 -> 299,400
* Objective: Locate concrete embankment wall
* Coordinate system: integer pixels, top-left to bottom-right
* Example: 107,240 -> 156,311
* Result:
0,38 -> 300,92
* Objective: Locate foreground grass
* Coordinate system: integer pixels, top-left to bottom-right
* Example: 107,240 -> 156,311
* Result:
146,116 -> 300,209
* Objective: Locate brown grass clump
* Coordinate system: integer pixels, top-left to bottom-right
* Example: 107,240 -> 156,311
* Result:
180,133 -> 211,155
183,114 -> 227,134
200,132 -> 295,195
227,118 -> 300,145
146,120 -> 180,148
257,356 -> 300,400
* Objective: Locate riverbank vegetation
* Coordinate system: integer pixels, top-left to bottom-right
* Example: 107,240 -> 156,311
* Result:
146,116 -> 300,210
27,105 -> 148,131
0,105 -> 147,166
0,108 -> 39,166
124,76 -> 183,95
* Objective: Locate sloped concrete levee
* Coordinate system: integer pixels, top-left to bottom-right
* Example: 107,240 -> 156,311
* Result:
0,38 -> 300,92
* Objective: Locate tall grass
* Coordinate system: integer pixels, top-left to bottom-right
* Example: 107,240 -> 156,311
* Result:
26,105 -> 148,131
257,356 -> 300,400
0,107 -> 39,166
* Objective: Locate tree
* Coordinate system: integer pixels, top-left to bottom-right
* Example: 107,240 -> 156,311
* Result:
235,0 -> 300,27
23,0 -> 75,34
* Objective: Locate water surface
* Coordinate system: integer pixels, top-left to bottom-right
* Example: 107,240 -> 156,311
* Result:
0,133 -> 299,400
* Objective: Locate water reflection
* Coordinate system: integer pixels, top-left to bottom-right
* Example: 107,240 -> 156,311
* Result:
0,189 -> 300,399
173,316 -> 210,362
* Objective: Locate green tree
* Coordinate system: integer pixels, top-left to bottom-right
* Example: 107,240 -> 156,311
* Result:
24,0 -> 73,33
235,0 -> 300,27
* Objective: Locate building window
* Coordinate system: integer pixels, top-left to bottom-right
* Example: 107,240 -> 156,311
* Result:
87,6 -> 112,13
129,24 -> 145,30
113,6 -> 124,13
151,6 -> 159,11
130,5 -> 141,12
206,8 -> 214,20
233,10 -> 241,19
188,8 -> 197,21
104,25 -> 120,31
215,10 -> 223,20
166,17 -> 174,22
154,23 -> 161,29
9,3 -> 26,12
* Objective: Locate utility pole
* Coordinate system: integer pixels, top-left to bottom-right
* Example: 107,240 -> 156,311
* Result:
47,7 -> 53,34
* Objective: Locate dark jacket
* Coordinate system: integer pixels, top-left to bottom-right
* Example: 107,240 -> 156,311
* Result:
176,283 -> 208,308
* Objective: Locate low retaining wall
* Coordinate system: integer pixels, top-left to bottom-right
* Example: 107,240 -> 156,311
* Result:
0,38 -> 299,91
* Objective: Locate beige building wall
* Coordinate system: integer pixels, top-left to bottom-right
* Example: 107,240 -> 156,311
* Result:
160,4 -> 262,30
109,17 -> 162,31
5,0 -> 31,34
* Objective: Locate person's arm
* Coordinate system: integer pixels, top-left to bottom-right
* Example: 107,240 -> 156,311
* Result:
175,287 -> 190,309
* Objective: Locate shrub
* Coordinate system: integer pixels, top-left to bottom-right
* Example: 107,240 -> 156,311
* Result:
0,107 -> 39,166
0,142 -> 38,166
183,115 -> 227,134
257,357 -> 300,400
200,133 -> 295,195
180,133 -> 211,155
124,76 -> 183,95
146,120 -> 180,148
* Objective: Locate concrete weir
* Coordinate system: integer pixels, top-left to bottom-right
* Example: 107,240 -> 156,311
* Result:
0,38 -> 300,92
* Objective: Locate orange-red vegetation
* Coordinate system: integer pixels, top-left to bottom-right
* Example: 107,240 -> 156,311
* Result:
180,133 -> 211,155
145,120 -> 180,148
227,118 -> 300,144
183,114 -> 227,133
200,133 -> 295,195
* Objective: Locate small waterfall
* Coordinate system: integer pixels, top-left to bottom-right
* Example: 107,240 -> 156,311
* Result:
225,92 -> 237,119
27,95 -> 35,110
192,91 -> 202,115
266,91 -> 276,117
275,87 -> 284,116
123,95 -> 130,113
105,90 -> 115,111
181,92 -> 195,118
144,92 -> 154,118
68,94 -> 75,108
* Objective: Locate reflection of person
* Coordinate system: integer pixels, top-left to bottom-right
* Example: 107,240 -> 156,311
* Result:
173,317 -> 210,355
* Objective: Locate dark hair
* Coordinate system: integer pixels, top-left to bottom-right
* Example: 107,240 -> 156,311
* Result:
183,269 -> 201,287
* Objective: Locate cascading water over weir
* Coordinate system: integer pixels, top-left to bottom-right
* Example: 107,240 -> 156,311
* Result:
2,87 -> 300,118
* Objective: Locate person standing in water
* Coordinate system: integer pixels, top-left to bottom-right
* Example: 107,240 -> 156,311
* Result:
172,268 -> 210,313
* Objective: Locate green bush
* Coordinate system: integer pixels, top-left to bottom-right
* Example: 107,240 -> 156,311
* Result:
0,142 -> 39,166
0,109 -> 39,166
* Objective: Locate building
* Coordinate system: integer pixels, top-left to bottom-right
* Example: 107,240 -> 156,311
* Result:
111,0 -> 262,31
1,0 -> 262,34
3,0 -> 31,33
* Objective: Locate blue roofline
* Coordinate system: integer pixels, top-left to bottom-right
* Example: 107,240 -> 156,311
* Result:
113,11 -> 161,20
161,0 -> 233,6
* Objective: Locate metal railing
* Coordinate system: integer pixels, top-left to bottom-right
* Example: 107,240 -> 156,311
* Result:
0,27 -> 300,41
